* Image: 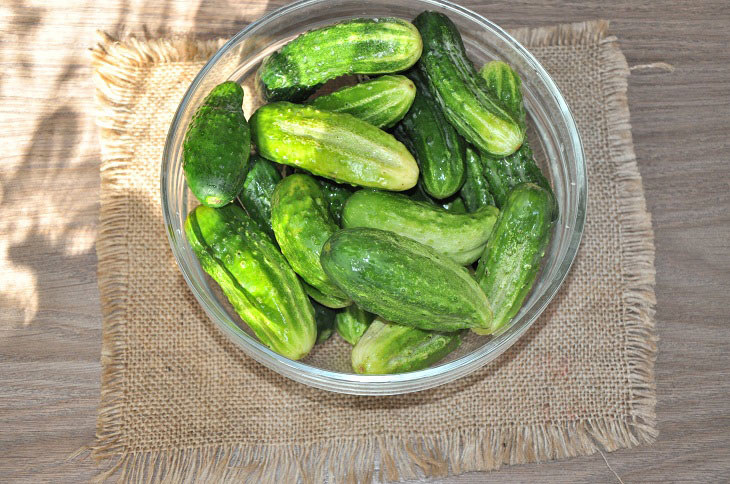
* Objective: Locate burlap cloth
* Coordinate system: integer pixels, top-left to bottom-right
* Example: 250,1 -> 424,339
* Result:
89,20 -> 657,482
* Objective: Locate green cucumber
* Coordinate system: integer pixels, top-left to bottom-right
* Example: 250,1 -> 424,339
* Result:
408,183 -> 467,213
250,102 -> 419,190
460,146 -> 496,212
258,18 -> 422,102
351,318 -> 461,374
317,178 -> 356,226
481,145 -> 555,212
479,61 -> 526,129
412,12 -> 524,156
478,61 -> 556,217
474,183 -> 554,334
393,67 -> 466,198
342,189 -> 498,265
183,81 -> 251,207
335,304 -> 375,345
312,300 -> 337,343
271,174 -> 349,305
310,75 -> 416,129
184,204 -> 316,360
303,281 -> 352,309
320,227 -> 493,331
237,155 -> 281,238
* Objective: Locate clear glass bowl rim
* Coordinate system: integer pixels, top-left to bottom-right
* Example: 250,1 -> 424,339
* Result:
161,0 -> 587,395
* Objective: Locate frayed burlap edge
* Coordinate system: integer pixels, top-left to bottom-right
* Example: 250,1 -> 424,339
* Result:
88,21 -> 657,483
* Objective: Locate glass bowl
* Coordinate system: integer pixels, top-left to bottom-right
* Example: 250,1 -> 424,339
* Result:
161,0 -> 586,395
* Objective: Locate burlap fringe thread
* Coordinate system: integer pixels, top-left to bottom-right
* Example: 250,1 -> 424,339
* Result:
89,21 -> 657,483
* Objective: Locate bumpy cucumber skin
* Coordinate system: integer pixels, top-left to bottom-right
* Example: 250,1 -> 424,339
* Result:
237,155 -> 281,238
310,75 -> 416,129
394,68 -> 466,199
413,12 -> 524,157
258,18 -> 423,102
303,281 -> 352,309
479,61 -> 526,129
474,183 -> 554,334
335,304 -> 375,345
250,102 -> 419,190
184,204 -> 316,360
271,174 -> 349,304
342,189 -> 499,265
351,319 -> 461,374
317,178 -> 355,226
312,300 -> 337,343
460,146 -> 496,212
481,145 -> 555,212
477,61 -> 557,218
321,227 -> 493,331
183,81 -> 251,207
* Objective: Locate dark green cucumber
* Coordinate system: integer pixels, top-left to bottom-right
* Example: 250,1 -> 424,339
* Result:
271,174 -> 349,305
317,178 -> 356,226
312,300 -> 337,343
460,146 -> 496,212
250,102 -> 419,190
237,155 -> 281,238
474,183 -> 554,334
309,75 -> 416,129
351,318 -> 461,374
303,281 -> 352,309
183,81 -> 251,207
342,189 -> 499,265
481,145 -> 555,212
412,12 -> 524,156
335,304 -> 375,345
393,67 -> 465,199
408,183 -> 467,213
184,204 -> 316,359
320,227 -> 493,331
479,61 -> 526,129
258,18 -> 422,102
440,196 -> 467,213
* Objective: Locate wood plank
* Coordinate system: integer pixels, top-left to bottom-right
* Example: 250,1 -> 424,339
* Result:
1,0 -> 728,481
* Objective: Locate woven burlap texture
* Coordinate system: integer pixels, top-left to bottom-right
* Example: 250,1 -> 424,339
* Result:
90,20 -> 657,483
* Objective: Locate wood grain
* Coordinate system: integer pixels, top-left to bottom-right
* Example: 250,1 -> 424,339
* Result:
1,0 -> 729,482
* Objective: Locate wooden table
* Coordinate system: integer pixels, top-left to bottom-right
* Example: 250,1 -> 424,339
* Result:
2,1 -> 728,481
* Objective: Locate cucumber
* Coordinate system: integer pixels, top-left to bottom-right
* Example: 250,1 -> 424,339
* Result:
335,304 -> 375,345
412,12 -> 524,156
271,174 -> 349,305
342,189 -> 499,265
320,227 -> 493,331
184,204 -> 316,360
258,18 -> 422,102
479,61 -> 526,129
237,155 -> 281,238
474,183 -> 554,334
408,183 -> 467,213
183,81 -> 251,207
481,145 -> 555,212
303,281 -> 352,309
250,102 -> 419,191
312,300 -> 337,343
478,61 -> 556,217
440,196 -> 467,213
317,178 -> 356,226
393,67 -> 465,199
351,318 -> 461,374
310,75 -> 416,129
460,146 -> 496,212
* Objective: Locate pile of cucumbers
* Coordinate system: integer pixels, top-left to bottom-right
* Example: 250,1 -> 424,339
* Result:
182,12 -> 556,373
